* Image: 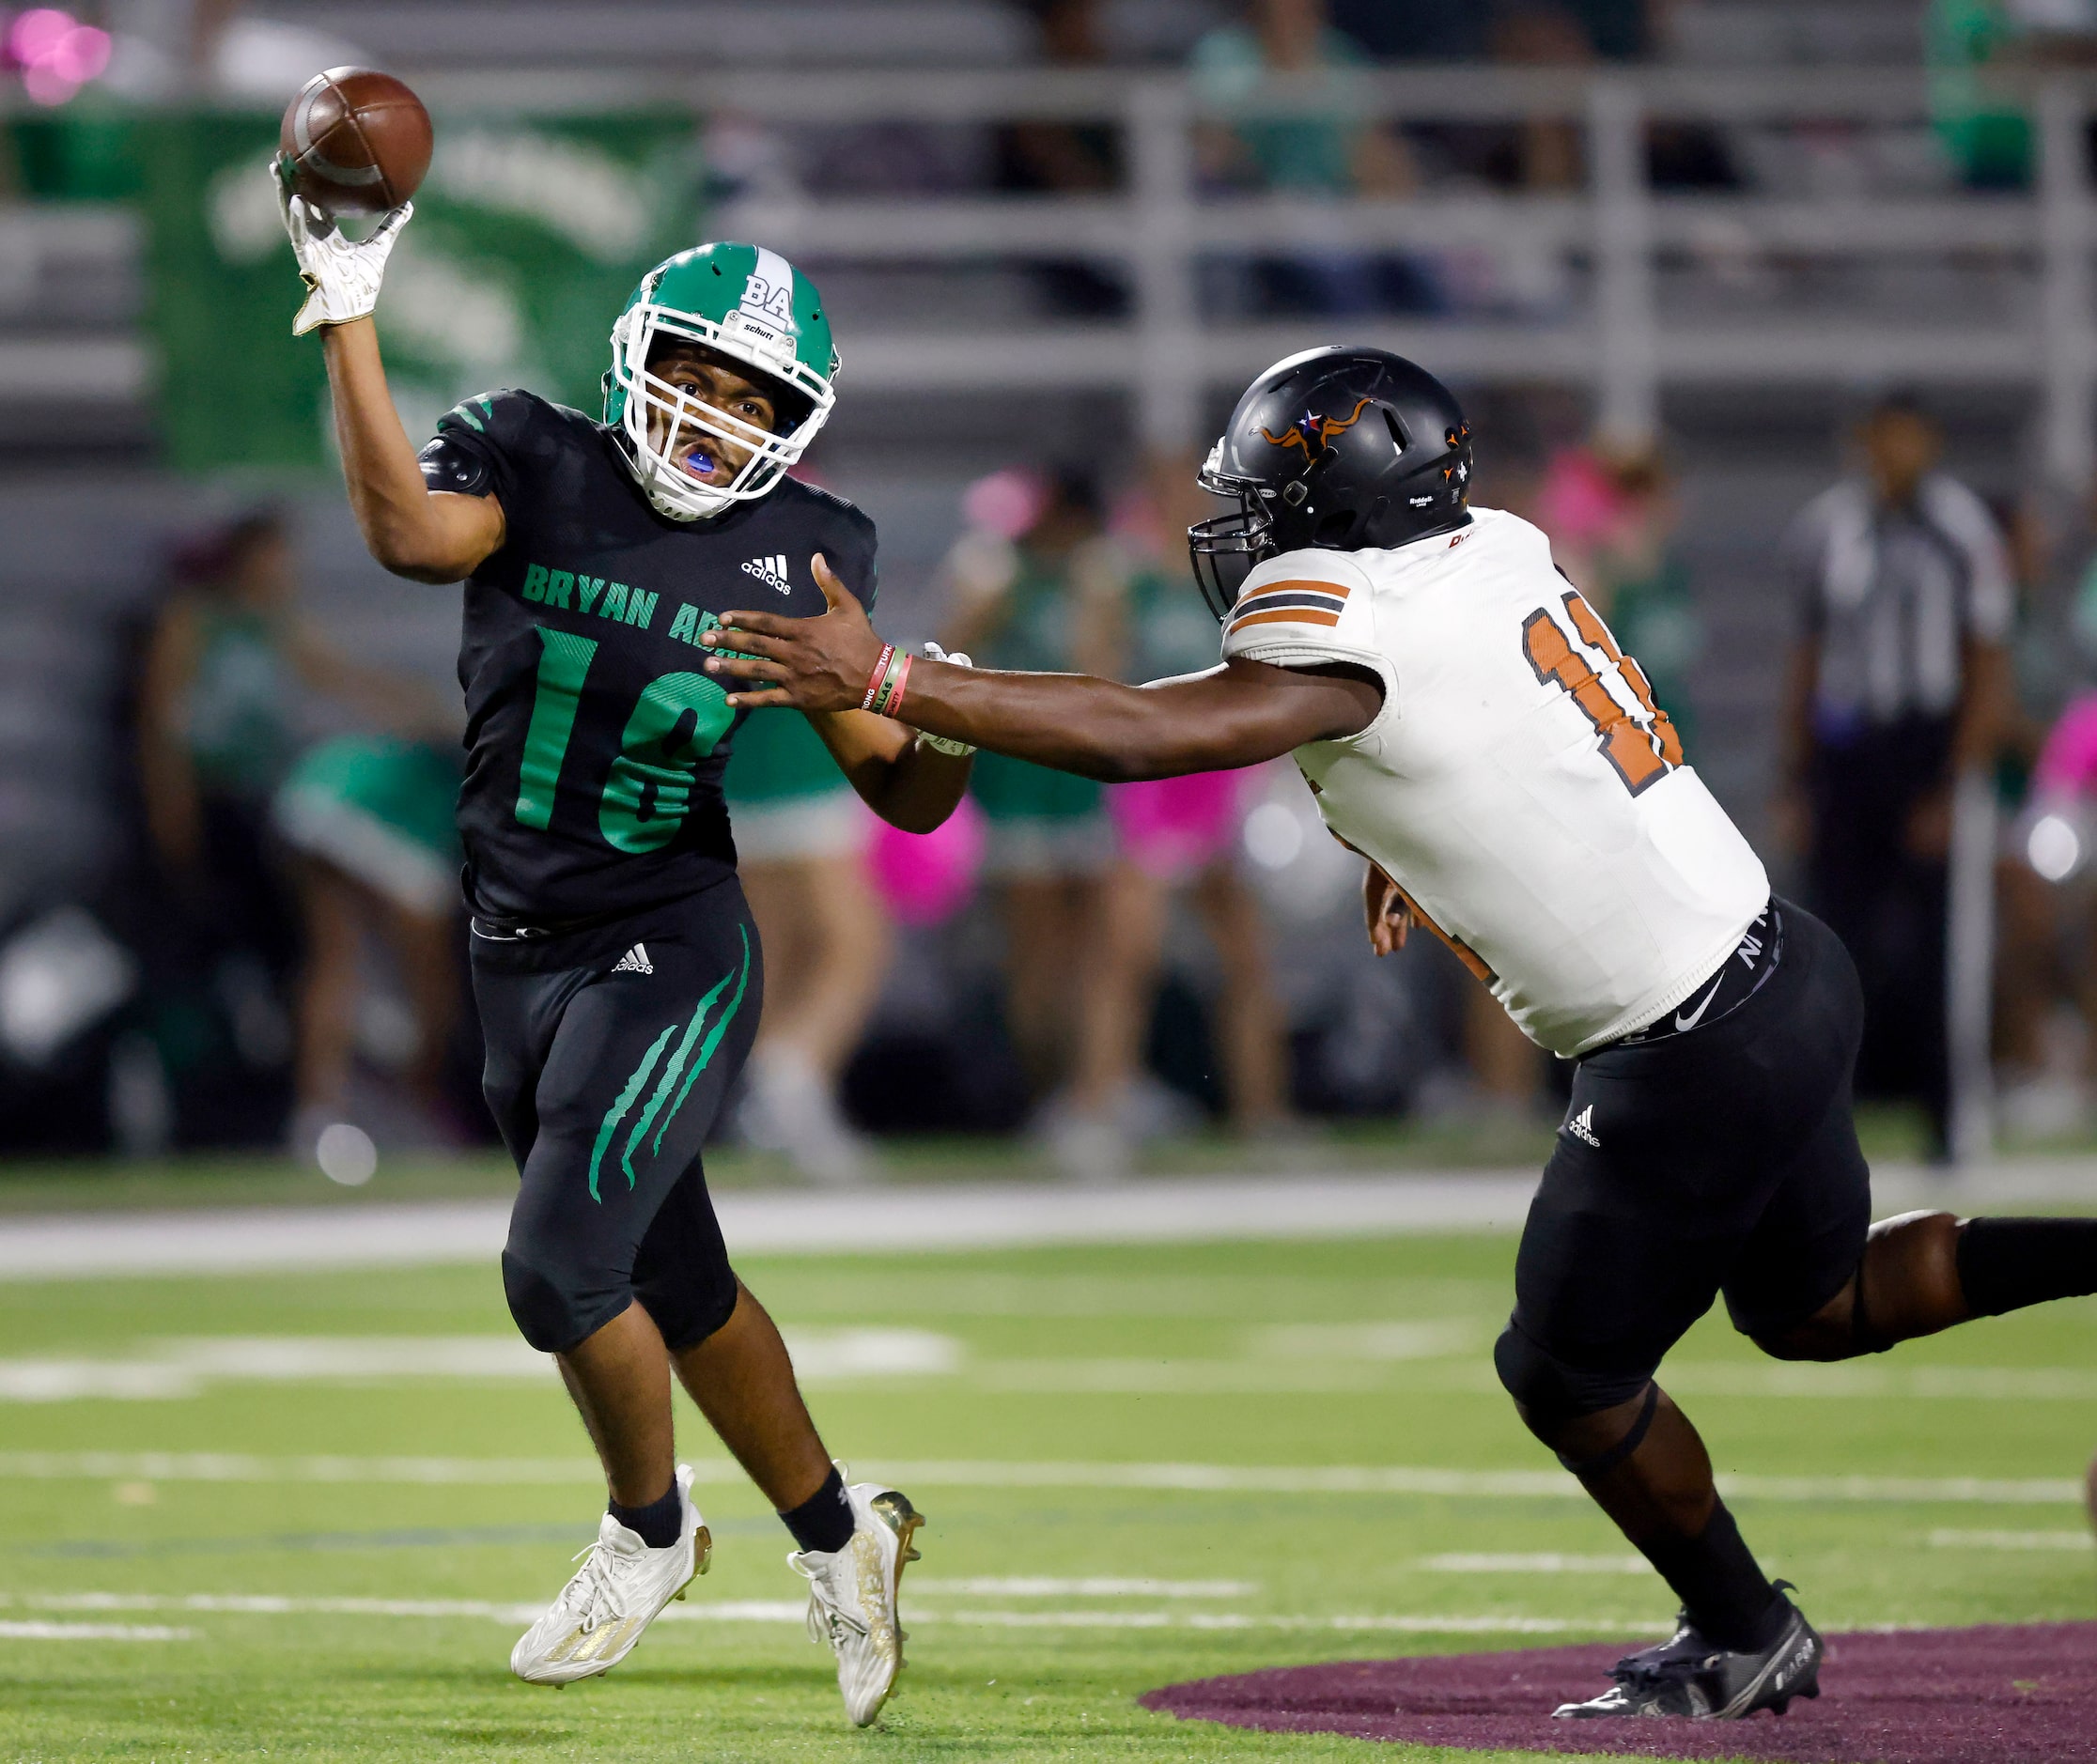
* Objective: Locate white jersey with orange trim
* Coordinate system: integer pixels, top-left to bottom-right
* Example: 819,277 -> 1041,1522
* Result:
1221,505 -> 1768,1058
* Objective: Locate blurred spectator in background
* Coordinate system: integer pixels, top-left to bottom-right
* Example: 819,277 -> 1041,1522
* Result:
999,0 -> 1129,318
1988,486 -> 2097,1133
136,508 -> 447,1152
1061,456 -> 1296,1174
1190,0 -> 1440,317
944,468 -> 1123,1173
1489,6 -> 1592,190
1777,395 -> 2014,1158
1986,494 -> 2078,1124
724,706 -> 888,1184
1927,0 -> 2097,191
1328,0 -> 1486,59
273,733 -> 464,1163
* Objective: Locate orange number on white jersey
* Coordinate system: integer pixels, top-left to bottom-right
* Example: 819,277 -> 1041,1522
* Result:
1521,591 -> 1684,796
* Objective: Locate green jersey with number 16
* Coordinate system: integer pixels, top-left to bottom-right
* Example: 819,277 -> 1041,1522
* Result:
418,388 -> 877,926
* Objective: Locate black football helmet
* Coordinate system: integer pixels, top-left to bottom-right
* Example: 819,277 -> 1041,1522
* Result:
1188,346 -> 1473,618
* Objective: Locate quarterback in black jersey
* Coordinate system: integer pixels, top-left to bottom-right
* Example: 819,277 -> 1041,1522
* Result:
280,190 -> 964,1720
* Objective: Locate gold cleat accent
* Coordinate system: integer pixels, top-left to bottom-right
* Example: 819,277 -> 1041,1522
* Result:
870,1491 -> 924,1561
871,1491 -> 924,1662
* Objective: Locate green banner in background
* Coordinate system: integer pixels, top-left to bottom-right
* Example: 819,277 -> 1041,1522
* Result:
136,110 -> 699,473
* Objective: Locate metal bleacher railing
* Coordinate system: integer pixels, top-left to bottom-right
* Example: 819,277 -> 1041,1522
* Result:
7,62 -> 2097,485
685,63 -> 2097,478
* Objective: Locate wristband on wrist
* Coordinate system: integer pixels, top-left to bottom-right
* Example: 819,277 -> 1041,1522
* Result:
878,653 -> 913,719
862,643 -> 895,712
867,646 -> 910,718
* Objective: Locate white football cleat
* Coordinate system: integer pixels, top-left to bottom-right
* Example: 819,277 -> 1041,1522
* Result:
510,1462 -> 710,1685
789,1474 -> 924,1725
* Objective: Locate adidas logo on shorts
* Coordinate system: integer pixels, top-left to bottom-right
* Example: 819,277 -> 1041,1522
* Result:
612,943 -> 653,976
740,553 -> 792,595
1564,1104 -> 1601,1148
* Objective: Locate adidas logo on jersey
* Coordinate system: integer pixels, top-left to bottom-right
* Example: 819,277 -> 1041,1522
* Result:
740,553 -> 792,595
612,943 -> 653,976
1564,1104 -> 1601,1148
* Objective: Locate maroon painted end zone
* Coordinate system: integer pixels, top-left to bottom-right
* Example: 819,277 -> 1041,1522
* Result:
1141,1623 -> 2097,1763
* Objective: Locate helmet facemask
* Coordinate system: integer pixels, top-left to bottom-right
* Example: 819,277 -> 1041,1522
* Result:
1188,446 -> 1276,621
611,303 -> 834,521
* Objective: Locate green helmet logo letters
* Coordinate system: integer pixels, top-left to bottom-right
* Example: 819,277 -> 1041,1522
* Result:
604,241 -> 839,522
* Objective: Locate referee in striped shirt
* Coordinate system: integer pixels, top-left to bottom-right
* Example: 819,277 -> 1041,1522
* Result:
1776,393 -> 2012,1159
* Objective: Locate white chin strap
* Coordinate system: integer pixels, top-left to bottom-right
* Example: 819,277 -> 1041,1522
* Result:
637,464 -> 731,521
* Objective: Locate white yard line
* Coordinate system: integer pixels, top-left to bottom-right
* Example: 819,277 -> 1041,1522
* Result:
1421,1555 -> 1653,1575
0,1589 -> 1648,1635
0,1328 -> 960,1401
1927,1528 -> 2095,1550
10,1337 -> 2097,1405
1,1159 -> 2086,1279
0,1450 -> 2078,1505
912,1577 -> 1261,1598
0,1619 -> 194,1641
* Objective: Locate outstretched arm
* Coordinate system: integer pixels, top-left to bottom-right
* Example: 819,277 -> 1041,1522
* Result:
273,188 -> 503,582
322,319 -> 505,583
789,557 -> 973,834
701,561 -> 1381,782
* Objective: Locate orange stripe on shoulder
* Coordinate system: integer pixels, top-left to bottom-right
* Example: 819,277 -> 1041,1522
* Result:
1235,577 -> 1351,604
1228,607 -> 1344,633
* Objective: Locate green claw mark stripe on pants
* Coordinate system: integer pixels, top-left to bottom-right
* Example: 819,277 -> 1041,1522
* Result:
586,926 -> 753,1202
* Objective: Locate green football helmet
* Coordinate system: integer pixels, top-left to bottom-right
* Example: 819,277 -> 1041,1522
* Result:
604,241 -> 839,520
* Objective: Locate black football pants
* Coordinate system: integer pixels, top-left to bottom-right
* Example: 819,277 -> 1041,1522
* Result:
1497,901 -> 1873,1422
472,881 -> 762,1355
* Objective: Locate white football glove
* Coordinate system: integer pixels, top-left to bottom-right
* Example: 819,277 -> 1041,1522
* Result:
914,642 -> 977,758
273,169 -> 412,336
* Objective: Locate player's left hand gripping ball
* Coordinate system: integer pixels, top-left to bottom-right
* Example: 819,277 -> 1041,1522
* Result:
272,169 -> 412,336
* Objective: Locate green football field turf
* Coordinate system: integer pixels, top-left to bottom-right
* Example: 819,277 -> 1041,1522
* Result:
0,1225 -> 2092,1762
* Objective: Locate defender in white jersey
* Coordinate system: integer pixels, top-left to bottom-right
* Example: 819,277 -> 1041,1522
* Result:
1223,505 -> 1767,1058
702,348 -> 2097,1723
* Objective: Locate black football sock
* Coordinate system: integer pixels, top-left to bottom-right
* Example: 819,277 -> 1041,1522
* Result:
1635,1499 -> 1787,1654
609,1481 -> 683,1550
780,1464 -> 855,1555
1957,1217 -> 2097,1317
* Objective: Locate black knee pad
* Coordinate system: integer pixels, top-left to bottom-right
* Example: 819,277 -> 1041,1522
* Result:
501,1246 -> 629,1355
1494,1322 -> 1653,1432
635,1254 -> 741,1354
630,1162 -> 741,1352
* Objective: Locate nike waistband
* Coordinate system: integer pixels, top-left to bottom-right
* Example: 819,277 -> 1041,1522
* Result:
1613,902 -> 1783,1048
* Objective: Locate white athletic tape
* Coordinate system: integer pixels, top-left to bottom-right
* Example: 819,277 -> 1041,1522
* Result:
0,1451 -> 2080,1505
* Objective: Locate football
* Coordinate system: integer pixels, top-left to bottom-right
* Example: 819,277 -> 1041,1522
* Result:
277,67 -> 432,216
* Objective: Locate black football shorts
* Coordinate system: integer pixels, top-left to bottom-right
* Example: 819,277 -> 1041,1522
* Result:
1501,898 -> 1872,1414
471,880 -> 762,1354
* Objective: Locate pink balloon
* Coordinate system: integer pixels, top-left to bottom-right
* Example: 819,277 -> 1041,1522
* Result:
867,793 -> 986,925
